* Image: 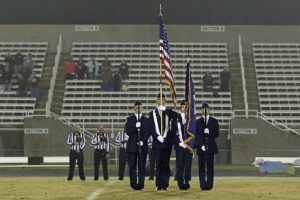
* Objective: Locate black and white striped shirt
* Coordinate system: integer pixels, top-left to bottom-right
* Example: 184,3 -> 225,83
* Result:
115,131 -> 129,149
66,132 -> 86,151
91,132 -> 110,152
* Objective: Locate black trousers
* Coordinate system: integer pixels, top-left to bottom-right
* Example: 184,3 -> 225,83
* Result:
94,149 -> 109,180
198,153 -> 215,189
175,146 -> 193,189
67,150 -> 85,180
148,148 -> 155,179
154,147 -> 172,189
128,152 -> 147,189
118,148 -> 128,179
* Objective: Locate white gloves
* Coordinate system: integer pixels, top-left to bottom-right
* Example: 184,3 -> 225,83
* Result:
159,105 -> 166,111
179,142 -> 186,149
201,145 -> 206,151
137,141 -> 143,146
157,135 -> 165,143
136,122 -> 141,128
204,128 -> 209,134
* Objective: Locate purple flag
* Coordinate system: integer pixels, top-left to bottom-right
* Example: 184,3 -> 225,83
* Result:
184,59 -> 196,152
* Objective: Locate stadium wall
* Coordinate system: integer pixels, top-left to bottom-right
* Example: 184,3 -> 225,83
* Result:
0,131 -> 23,156
23,117 -> 95,164
1,0 -> 300,25
231,117 -> 300,165
1,25 -> 300,54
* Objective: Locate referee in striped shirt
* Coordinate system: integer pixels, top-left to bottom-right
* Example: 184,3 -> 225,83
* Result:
91,126 -> 110,181
147,136 -> 155,180
115,129 -> 129,180
66,125 -> 86,181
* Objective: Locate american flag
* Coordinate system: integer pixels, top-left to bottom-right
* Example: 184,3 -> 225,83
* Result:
159,13 -> 177,107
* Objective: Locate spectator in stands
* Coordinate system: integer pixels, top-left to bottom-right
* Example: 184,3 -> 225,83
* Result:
4,53 -> 15,74
2,63 -> 13,92
85,57 -> 100,80
20,62 -> 32,91
203,72 -> 213,92
111,69 -> 122,91
14,51 -> 24,74
76,56 -> 87,80
102,56 -> 112,69
219,66 -> 230,92
23,53 -> 34,72
65,59 -> 77,80
29,72 -> 40,104
17,73 -> 27,97
101,63 -> 112,91
119,59 -> 129,80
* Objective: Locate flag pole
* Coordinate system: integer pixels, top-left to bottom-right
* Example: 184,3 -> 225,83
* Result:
159,4 -> 163,136
184,52 -> 190,141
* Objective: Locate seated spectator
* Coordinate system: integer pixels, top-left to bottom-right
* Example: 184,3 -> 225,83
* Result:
219,66 -> 231,92
2,63 -> 12,92
203,71 -> 213,92
85,57 -> 100,80
76,56 -> 87,80
29,72 -> 40,103
65,59 -> 77,80
119,59 -> 129,80
14,51 -> 24,74
111,69 -> 122,91
17,73 -> 28,97
101,64 -> 112,91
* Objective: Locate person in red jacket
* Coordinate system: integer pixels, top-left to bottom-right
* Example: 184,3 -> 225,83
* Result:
65,59 -> 77,80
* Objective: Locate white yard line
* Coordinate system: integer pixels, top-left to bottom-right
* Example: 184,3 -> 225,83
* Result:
86,181 -> 115,200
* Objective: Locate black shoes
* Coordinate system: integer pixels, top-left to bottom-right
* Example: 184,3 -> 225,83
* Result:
201,186 -> 212,191
156,187 -> 162,191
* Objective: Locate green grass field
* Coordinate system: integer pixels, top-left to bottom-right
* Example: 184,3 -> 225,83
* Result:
1,177 -> 300,200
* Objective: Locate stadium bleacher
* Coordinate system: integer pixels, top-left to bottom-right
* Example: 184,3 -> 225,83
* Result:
253,43 -> 300,129
61,42 -> 232,131
0,42 -> 48,126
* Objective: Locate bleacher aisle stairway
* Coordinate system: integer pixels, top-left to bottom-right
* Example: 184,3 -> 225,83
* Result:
34,53 -> 55,113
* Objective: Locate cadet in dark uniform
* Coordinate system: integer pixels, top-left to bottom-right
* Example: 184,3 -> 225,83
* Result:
149,93 -> 178,190
66,125 -> 86,181
115,129 -> 129,180
196,103 -> 219,190
125,101 -> 149,190
91,126 -> 110,181
175,100 -> 194,190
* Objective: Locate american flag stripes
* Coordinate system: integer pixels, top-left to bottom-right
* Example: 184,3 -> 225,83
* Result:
159,12 -> 177,107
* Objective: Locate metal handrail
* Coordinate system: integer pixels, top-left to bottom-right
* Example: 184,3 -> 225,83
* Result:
232,109 -> 300,136
238,35 -> 249,118
46,34 -> 62,117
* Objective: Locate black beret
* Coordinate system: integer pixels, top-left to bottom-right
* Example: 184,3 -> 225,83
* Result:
201,102 -> 209,108
134,101 -> 142,106
156,93 -> 165,99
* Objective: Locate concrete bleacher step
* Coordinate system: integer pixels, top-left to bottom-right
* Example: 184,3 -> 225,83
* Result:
62,42 -> 233,130
254,43 -> 300,129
